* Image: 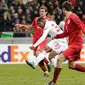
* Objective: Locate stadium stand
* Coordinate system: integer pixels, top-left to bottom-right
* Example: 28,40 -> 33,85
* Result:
0,0 -> 85,38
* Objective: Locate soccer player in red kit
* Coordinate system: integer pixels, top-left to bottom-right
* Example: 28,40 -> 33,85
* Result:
45,1 -> 85,85
16,6 -> 51,77
30,6 -> 51,76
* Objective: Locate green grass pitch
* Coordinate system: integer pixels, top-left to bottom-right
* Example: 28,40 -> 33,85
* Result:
0,64 -> 85,85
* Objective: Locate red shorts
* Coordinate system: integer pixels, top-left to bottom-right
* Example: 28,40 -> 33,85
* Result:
33,39 -> 47,54
62,45 -> 82,61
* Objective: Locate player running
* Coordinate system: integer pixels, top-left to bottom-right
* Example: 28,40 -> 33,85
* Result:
45,1 -> 85,85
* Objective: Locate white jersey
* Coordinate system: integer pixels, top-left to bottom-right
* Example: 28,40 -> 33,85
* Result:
44,21 -> 63,37
33,21 -> 66,47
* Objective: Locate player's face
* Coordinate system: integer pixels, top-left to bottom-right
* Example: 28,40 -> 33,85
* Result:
37,21 -> 45,28
39,8 -> 47,18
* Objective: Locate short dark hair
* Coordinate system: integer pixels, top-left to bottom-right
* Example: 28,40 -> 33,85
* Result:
40,6 -> 48,12
37,17 -> 45,23
62,1 -> 72,11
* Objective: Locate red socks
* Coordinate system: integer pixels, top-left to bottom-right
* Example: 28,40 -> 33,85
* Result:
38,58 -> 49,72
74,64 -> 85,72
43,57 -> 49,64
52,68 -> 62,83
51,64 -> 85,84
39,61 -> 47,72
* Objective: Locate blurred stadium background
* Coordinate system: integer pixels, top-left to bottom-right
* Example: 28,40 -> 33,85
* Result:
0,0 -> 85,37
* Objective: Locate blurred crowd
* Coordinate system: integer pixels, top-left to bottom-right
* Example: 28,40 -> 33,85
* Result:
0,0 -> 85,33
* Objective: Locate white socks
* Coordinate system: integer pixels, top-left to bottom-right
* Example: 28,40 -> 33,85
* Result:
29,49 -> 59,68
33,50 -> 47,67
50,55 -> 58,68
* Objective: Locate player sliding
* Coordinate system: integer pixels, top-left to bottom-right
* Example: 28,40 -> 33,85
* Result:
45,1 -> 85,85
25,17 -> 67,71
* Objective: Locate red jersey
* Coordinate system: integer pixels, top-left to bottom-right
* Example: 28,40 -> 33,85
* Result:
32,17 -> 51,44
55,13 -> 85,47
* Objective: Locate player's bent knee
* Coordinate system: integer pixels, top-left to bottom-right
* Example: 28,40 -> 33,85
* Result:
36,51 -> 41,56
49,54 -> 56,60
57,57 -> 62,63
68,61 -> 75,69
44,46 -> 51,53
49,56 -> 53,60
68,64 -> 74,69
57,54 -> 65,63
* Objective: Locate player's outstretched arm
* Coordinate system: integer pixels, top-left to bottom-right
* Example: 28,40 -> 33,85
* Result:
53,31 -> 68,39
33,27 -> 50,48
71,15 -> 85,34
15,24 -> 33,30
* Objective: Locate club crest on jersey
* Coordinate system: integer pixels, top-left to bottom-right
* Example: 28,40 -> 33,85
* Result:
68,20 -> 70,24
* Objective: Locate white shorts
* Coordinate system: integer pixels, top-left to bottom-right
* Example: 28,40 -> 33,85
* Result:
47,39 -> 68,54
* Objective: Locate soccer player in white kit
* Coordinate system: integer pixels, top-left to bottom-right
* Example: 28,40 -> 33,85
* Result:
25,17 -> 67,69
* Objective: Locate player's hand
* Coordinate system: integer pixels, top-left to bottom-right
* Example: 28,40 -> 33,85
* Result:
52,36 -> 56,40
15,24 -> 20,27
15,24 -> 23,28
29,46 -> 35,50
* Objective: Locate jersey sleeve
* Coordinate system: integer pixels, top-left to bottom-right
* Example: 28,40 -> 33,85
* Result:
55,24 -> 68,38
55,31 -> 68,38
71,15 -> 85,34
33,23 -> 51,47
